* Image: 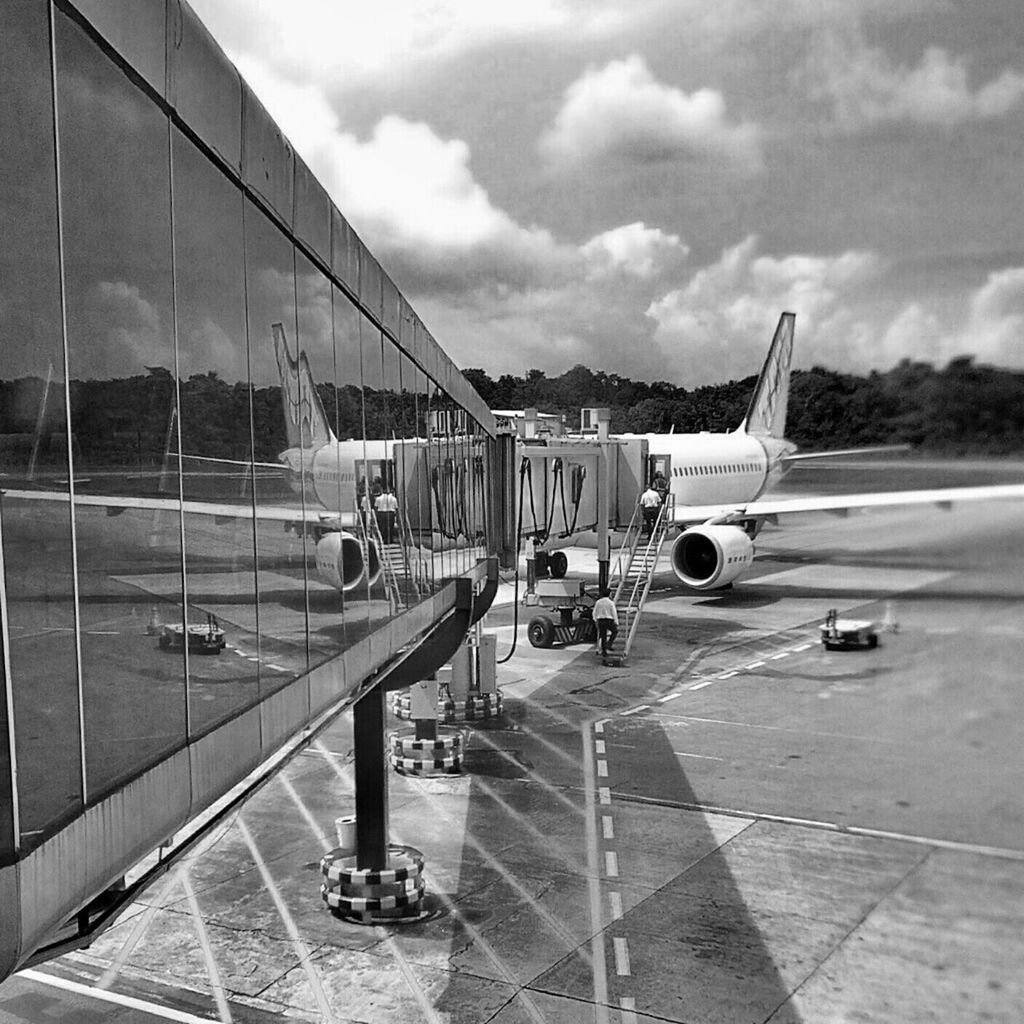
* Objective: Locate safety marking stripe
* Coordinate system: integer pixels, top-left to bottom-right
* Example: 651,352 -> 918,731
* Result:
597,760 -> 608,777
595,739 -> 606,754
605,851 -> 619,877
613,937 -> 631,975
745,660 -> 765,669
716,671 -> 737,679
658,692 -> 682,703
609,891 -> 623,920
599,787 -> 611,805
602,815 -> 614,840
770,652 -> 790,660
689,680 -> 714,691
620,705 -> 650,716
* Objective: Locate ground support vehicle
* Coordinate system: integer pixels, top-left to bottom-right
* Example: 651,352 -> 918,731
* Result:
820,608 -> 878,650
527,579 -> 597,649
158,614 -> 226,655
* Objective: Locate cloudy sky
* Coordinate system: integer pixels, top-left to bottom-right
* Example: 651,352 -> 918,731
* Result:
190,0 -> 1024,386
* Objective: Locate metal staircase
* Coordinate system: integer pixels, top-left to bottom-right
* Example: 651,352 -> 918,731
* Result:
360,506 -> 423,613
609,496 -> 673,660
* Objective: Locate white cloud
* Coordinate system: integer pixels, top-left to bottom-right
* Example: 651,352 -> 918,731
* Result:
539,55 -> 763,173
646,235 -> 886,383
232,59 -> 567,289
580,222 -> 690,279
959,267 -> 1024,365
190,0 -> 641,88
807,32 -> 1024,130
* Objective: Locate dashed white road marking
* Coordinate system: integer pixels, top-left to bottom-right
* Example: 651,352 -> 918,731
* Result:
595,739 -> 606,755
620,705 -> 650,716
605,851 -> 619,877
613,937 -> 631,976
602,815 -> 614,840
745,660 -> 765,669
673,750 -> 725,761
619,996 -> 638,1023
688,680 -> 714,691
609,891 -> 623,920
597,760 -> 608,777
716,670 -> 737,679
658,692 -> 682,703
794,643 -> 812,651
594,719 -> 607,734
599,787 -> 611,805
770,651 -> 790,660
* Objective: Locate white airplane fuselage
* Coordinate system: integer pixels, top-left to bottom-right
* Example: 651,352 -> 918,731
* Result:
622,430 -> 797,510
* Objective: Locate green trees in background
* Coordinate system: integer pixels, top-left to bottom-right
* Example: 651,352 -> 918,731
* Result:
463,357 -> 1024,454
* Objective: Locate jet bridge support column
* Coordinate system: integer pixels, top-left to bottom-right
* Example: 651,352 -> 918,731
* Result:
351,560 -> 498,871
597,438 -> 610,593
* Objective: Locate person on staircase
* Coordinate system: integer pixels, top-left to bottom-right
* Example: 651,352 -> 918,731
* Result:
374,487 -> 399,543
640,482 -> 662,537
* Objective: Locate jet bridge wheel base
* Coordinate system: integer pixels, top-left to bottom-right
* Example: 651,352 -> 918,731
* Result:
320,844 -> 428,924
390,690 -> 503,722
388,727 -> 463,775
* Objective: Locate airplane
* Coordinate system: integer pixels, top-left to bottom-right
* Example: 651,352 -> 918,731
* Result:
615,311 -> 1024,590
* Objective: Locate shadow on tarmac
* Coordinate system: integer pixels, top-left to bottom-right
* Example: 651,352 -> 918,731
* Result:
429,667 -> 804,1024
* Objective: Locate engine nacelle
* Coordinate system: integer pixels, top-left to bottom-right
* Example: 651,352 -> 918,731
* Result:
670,524 -> 754,590
314,531 -> 381,592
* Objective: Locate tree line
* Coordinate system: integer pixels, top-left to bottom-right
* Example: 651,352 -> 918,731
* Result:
463,356 -> 1024,454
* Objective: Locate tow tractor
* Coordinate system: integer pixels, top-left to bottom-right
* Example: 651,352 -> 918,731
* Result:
158,613 -> 226,655
820,608 -> 878,651
527,579 -> 597,649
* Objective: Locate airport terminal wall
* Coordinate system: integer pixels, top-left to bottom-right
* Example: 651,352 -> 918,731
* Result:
0,0 -> 500,976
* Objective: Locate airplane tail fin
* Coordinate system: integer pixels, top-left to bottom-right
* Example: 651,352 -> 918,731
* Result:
273,322 -> 336,450
738,311 -> 794,439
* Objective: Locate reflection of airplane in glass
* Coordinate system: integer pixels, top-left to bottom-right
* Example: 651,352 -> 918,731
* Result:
618,312 -> 1024,590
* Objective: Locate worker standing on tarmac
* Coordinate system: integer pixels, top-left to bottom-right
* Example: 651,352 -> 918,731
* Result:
593,588 -> 619,657
640,482 -> 662,537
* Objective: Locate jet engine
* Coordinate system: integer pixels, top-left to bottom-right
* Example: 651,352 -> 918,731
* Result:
314,531 -> 381,592
670,524 -> 754,590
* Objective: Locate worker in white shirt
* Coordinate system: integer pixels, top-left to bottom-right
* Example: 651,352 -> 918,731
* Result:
640,483 -> 661,537
374,487 -> 399,542
593,588 -> 618,656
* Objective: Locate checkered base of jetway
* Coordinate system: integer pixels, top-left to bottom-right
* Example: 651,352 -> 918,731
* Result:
388,727 -> 463,775
390,689 -> 504,723
320,843 -> 427,923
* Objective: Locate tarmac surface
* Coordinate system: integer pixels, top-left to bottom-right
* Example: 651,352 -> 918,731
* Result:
2,461 -> 1024,1023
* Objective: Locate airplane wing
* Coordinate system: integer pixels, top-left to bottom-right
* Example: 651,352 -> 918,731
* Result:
780,444 -> 911,463
0,488 -> 356,530
669,483 -> 1024,526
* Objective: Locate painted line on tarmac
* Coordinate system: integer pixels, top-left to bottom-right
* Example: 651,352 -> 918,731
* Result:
620,705 -> 650,716
595,739 -> 606,754
17,969 -> 221,1024
613,792 -> 1024,862
673,751 -> 725,762
613,937 -> 631,976
581,720 -> 611,1024
602,815 -> 615,839
609,891 -> 623,920
598,759 -> 608,777
619,996 -> 638,1023
599,787 -> 611,805
605,851 -> 619,877
658,692 -> 682,703
688,680 -> 714,691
